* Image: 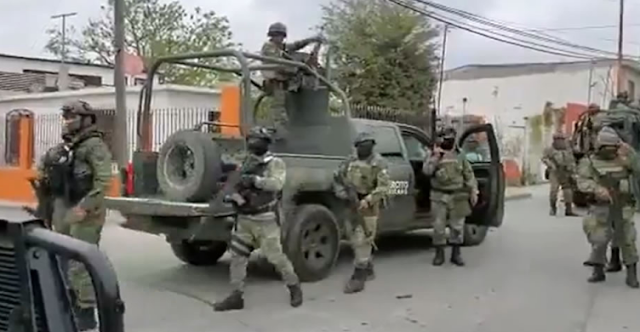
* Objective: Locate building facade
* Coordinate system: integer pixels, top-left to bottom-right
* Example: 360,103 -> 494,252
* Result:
439,59 -> 640,183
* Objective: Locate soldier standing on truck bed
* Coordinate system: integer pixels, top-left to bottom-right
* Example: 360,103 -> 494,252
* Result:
542,132 -> 578,217
578,126 -> 640,288
214,127 -> 303,311
36,100 -> 113,331
422,126 -> 478,266
260,22 -> 325,138
333,132 -> 391,294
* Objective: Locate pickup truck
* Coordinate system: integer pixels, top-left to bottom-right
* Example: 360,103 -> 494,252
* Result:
105,49 -> 506,282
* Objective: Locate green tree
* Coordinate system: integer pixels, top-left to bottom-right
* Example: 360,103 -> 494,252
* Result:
320,0 -> 440,112
45,0 -> 236,86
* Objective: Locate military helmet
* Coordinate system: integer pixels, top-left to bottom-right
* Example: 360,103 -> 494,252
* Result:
61,100 -> 95,116
552,132 -> 565,140
587,103 -> 600,110
246,126 -> 272,142
596,126 -> 621,147
354,131 -> 375,145
267,22 -> 287,37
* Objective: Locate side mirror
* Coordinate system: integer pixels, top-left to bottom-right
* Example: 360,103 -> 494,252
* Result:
0,219 -> 125,332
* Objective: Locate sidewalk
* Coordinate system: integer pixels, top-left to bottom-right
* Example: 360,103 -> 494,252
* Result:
505,186 -> 533,201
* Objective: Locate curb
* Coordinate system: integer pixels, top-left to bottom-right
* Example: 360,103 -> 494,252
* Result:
504,192 -> 532,201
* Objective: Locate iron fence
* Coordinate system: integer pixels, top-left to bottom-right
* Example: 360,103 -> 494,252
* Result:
5,105 -> 428,167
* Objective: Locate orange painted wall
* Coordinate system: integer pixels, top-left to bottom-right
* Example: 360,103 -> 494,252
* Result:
0,167 -> 121,204
564,103 -> 587,135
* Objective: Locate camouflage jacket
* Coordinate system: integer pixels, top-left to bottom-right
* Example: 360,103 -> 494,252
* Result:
260,39 -> 315,80
423,150 -> 477,196
577,149 -> 640,204
238,152 -> 286,219
542,147 -> 575,175
38,126 -> 113,210
333,153 -> 391,214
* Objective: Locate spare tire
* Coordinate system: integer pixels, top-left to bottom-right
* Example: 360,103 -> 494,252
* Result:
157,130 -> 222,201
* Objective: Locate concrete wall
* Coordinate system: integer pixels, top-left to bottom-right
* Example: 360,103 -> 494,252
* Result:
0,56 -> 116,85
439,62 -> 640,184
0,84 -> 222,115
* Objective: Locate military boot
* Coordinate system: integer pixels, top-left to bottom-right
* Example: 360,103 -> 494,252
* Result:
365,261 -> 376,281
75,307 -> 97,331
564,203 -> 578,216
549,203 -> 557,216
432,246 -> 445,266
287,284 -> 303,307
625,264 -> 640,289
344,267 -> 367,294
213,290 -> 244,312
450,245 -> 465,266
606,247 -> 622,272
587,265 -> 606,283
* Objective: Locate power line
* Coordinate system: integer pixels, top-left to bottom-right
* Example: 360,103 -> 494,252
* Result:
409,0 -> 630,59
386,0 -> 611,60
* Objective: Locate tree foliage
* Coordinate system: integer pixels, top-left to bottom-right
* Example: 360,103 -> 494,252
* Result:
45,0 -> 236,85
320,0 -> 440,112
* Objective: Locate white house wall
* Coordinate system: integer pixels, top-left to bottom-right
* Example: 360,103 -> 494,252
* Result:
0,56 -> 115,86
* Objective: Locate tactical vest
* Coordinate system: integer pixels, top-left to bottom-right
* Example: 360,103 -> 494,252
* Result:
549,149 -> 573,172
45,134 -> 97,204
431,152 -> 466,193
235,156 -> 279,215
589,156 -> 634,203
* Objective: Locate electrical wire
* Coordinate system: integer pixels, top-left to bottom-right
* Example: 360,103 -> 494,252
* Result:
409,0 -> 636,59
386,0 -> 613,60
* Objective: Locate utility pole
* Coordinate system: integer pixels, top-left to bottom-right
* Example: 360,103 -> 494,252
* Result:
587,59 -> 595,104
616,0 -> 625,95
51,12 -> 77,63
436,24 -> 449,116
114,0 -> 129,172
51,12 -> 77,91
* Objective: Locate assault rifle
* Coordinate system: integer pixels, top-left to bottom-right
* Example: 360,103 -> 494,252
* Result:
22,178 -> 54,229
333,171 -> 376,250
599,173 -> 623,229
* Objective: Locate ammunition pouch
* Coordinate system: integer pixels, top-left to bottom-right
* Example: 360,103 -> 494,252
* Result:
235,189 -> 278,215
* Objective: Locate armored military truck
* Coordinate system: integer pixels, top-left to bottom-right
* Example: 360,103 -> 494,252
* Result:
571,103 -> 640,207
105,49 -> 506,282
0,218 -> 124,331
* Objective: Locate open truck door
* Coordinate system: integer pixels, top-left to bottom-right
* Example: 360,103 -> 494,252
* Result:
458,124 -> 505,228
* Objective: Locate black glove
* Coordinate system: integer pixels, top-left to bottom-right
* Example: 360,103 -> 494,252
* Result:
240,175 -> 257,187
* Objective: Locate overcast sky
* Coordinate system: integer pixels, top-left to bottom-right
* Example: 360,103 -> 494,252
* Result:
1,0 -> 640,69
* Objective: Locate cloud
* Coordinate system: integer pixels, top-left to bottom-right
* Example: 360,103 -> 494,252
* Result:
0,0 -> 638,68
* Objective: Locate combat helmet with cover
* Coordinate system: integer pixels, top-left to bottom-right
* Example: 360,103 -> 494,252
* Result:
61,100 -> 95,117
595,126 -> 621,149
354,131 -> 375,146
246,126 -> 273,143
268,22 -> 287,37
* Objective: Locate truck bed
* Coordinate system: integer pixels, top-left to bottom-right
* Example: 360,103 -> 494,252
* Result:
104,197 -> 235,217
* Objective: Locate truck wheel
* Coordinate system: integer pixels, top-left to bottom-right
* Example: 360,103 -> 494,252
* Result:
284,204 -> 340,282
462,224 -> 488,246
157,130 -> 222,202
170,240 -> 228,266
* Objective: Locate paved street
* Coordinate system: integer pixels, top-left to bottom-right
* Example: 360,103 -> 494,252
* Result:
2,185 -> 640,332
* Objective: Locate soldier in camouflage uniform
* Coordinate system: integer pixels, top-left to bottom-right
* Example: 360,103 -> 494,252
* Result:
578,126 -> 640,288
542,132 -> 578,216
333,132 -> 391,294
260,22 -> 324,137
422,127 -> 478,266
214,127 -> 303,311
36,100 -> 113,331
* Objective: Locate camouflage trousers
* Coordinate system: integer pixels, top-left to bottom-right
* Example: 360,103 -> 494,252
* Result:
265,80 -> 288,135
347,214 -> 378,268
549,172 -> 573,205
52,198 -> 105,309
229,213 -> 299,291
431,193 -> 471,246
583,205 -> 638,265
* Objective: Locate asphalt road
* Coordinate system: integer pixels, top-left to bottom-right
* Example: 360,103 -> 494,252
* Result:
2,185 -> 640,332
